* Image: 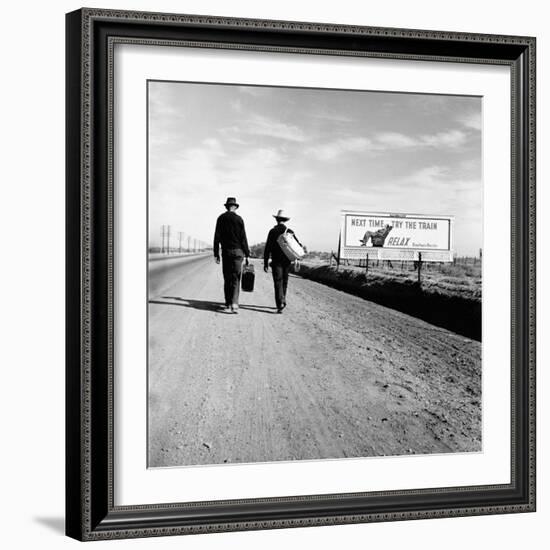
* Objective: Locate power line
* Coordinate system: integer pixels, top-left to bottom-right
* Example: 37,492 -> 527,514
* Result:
158,225 -> 210,254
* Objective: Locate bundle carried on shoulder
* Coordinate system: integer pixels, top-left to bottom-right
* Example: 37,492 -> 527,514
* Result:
277,228 -> 305,261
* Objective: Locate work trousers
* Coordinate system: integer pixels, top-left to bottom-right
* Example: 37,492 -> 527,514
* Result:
222,250 -> 244,306
271,262 -> 290,309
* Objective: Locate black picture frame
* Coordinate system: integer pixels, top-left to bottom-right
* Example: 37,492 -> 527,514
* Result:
66,8 -> 536,541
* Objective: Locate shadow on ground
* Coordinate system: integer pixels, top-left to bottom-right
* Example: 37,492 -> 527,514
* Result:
149,297 -> 278,314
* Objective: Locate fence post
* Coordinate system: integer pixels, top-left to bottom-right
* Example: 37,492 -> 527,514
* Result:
417,252 -> 422,285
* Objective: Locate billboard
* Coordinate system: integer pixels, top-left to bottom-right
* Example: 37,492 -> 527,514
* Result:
339,211 -> 454,262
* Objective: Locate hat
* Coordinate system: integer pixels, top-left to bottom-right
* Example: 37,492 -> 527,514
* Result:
224,197 -> 239,208
273,209 -> 290,221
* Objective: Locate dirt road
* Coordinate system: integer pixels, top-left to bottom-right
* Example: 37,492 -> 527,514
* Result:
148,255 -> 481,467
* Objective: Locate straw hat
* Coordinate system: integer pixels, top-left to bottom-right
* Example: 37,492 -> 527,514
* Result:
273,209 -> 290,221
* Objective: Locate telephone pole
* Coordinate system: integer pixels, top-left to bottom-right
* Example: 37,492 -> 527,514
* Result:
178,232 -> 184,253
165,225 -> 171,254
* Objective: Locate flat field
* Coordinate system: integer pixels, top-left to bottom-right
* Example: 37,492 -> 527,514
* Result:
302,257 -> 481,301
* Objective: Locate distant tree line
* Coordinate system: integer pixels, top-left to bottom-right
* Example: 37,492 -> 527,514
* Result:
249,242 -> 266,258
303,250 -> 331,261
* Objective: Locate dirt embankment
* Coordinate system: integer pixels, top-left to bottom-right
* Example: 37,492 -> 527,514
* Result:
295,263 -> 481,341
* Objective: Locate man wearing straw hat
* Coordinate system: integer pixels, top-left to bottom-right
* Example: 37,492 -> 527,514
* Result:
263,209 -> 304,314
213,197 -> 250,314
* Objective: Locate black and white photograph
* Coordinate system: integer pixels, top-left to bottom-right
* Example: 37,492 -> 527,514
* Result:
147,81 -> 482,468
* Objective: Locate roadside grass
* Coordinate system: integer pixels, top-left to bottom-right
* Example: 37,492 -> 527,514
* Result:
299,259 -> 481,302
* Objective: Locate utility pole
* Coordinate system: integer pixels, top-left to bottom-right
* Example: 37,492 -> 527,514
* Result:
160,225 -> 165,254
194,238 -> 197,253
166,225 -> 171,254
178,232 -> 183,253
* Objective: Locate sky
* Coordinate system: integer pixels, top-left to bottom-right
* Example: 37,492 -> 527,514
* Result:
148,81 -> 482,255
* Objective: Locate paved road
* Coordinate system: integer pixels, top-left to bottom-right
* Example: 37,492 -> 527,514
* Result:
148,255 -> 481,467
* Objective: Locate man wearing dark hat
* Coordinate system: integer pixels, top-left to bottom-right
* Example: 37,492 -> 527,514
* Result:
213,197 -> 250,313
263,209 -> 303,314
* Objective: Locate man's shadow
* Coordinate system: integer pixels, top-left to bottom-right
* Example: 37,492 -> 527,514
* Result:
150,297 -> 277,314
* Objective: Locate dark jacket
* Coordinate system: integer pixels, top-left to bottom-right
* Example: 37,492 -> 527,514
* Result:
213,211 -> 250,259
264,224 -> 302,268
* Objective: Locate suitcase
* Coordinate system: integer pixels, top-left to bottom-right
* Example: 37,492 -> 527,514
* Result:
241,263 -> 255,292
277,229 -> 305,261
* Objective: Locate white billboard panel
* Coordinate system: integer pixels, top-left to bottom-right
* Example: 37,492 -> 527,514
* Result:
340,211 -> 454,262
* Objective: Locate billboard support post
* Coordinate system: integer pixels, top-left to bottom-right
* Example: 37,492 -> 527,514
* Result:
365,253 -> 369,278
417,252 -> 422,285
336,234 -> 341,271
